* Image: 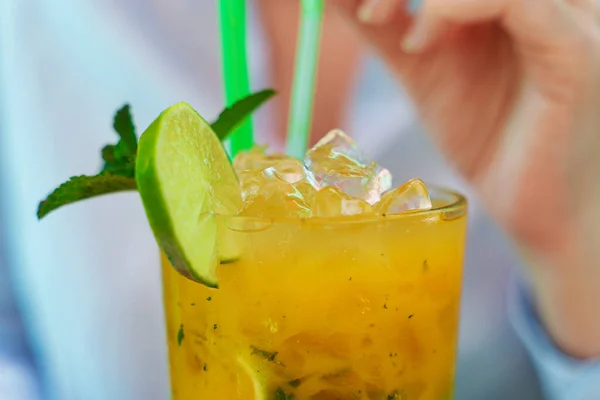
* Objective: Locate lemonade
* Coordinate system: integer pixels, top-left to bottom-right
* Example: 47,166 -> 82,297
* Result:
158,124 -> 467,399
163,199 -> 466,399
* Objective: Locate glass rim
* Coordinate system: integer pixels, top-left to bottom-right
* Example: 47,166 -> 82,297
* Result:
218,185 -> 467,229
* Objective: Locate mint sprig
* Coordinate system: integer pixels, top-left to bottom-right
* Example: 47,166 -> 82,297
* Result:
37,90 -> 275,220
211,89 -> 275,140
101,105 -> 137,178
113,104 -> 137,156
37,175 -> 137,219
37,105 -> 140,219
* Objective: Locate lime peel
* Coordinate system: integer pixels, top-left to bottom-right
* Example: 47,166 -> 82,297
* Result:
136,102 -> 242,287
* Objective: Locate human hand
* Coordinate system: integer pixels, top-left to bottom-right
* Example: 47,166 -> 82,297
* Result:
331,0 -> 600,358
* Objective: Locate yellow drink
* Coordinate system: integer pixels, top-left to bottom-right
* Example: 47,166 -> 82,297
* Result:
163,189 -> 467,399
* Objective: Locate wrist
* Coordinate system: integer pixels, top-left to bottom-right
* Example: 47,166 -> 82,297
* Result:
523,189 -> 600,359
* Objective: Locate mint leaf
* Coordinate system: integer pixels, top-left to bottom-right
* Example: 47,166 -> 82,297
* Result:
177,324 -> 185,346
113,104 -> 137,156
102,105 -> 137,177
37,174 -> 137,219
210,89 -> 276,141
101,144 -> 118,165
101,145 -> 135,178
250,345 -> 285,366
288,379 -> 302,388
275,388 -> 295,400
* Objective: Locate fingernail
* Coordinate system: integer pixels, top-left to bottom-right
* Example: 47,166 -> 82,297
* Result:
401,20 -> 428,53
357,0 -> 382,23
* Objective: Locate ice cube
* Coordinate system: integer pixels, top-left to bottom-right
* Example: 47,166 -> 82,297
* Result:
268,158 -> 311,185
304,130 -> 392,204
266,161 -> 320,208
313,187 -> 373,218
374,178 -> 432,215
233,146 -> 288,174
235,147 -> 319,186
235,146 -> 321,215
239,168 -> 312,218
293,180 -> 318,208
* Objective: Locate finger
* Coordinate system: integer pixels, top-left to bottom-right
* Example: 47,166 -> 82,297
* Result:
400,0 -> 498,53
403,0 -> 581,53
332,0 -> 415,49
567,0 -> 600,24
357,0 -> 406,24
401,7 -> 452,53
568,0 -> 599,13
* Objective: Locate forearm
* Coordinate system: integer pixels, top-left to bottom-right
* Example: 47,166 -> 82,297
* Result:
524,184 -> 600,359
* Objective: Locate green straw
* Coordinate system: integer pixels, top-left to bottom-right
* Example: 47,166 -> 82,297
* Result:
218,0 -> 254,156
286,0 -> 325,159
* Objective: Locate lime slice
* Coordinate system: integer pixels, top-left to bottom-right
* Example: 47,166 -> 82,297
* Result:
216,216 -> 242,265
136,102 -> 242,287
237,356 -> 269,400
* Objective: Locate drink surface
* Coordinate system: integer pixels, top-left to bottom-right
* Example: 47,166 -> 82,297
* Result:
163,203 -> 466,400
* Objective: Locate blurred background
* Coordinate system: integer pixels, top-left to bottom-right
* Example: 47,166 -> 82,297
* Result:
0,1 -> 542,399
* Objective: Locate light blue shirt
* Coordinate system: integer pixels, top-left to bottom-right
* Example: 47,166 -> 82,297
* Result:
1,1 -> 599,399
